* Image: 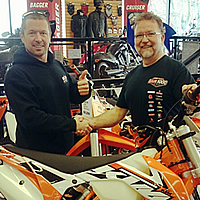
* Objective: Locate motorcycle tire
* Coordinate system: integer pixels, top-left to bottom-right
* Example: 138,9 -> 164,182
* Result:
93,62 -> 110,79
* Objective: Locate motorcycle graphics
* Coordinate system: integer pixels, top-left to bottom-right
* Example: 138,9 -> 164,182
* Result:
0,84 -> 200,199
0,144 -> 195,200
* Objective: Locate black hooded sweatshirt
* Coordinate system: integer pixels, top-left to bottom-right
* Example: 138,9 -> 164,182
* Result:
4,47 -> 91,154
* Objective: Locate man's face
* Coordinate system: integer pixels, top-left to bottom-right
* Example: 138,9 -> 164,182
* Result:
134,20 -> 165,65
20,18 -> 51,63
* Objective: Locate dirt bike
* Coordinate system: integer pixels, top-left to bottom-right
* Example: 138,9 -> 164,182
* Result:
0,84 -> 200,199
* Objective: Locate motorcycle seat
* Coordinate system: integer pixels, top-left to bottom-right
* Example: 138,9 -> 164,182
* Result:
2,145 -> 133,174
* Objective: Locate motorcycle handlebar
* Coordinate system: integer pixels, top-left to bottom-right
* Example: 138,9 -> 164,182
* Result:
183,85 -> 200,105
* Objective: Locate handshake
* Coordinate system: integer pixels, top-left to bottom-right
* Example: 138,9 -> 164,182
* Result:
74,115 -> 94,136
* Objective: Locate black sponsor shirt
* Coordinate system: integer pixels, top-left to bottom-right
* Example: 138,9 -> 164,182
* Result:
117,55 -> 195,126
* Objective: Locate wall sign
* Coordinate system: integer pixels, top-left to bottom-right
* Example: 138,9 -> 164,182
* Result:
124,0 -> 149,25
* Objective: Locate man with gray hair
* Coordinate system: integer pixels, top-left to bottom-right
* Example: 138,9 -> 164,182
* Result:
88,12 -> 194,134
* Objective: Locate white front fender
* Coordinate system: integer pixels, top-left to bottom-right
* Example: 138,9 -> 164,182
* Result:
0,160 -> 43,200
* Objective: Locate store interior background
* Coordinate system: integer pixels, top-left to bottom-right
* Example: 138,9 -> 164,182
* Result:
1,0 -> 200,74
1,0 -> 200,39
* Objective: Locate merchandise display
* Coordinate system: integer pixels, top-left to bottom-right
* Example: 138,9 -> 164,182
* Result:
105,3 -> 112,18
67,2 -> 75,15
87,7 -> 108,38
71,10 -> 87,38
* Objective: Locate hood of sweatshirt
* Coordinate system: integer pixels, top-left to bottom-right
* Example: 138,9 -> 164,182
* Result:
13,46 -> 54,67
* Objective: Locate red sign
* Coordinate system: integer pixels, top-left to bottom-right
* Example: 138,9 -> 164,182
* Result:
27,0 -> 61,50
124,0 -> 148,25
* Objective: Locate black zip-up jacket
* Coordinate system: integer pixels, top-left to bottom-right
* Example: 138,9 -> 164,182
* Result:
87,7 -> 108,38
71,10 -> 87,37
4,47 -> 91,154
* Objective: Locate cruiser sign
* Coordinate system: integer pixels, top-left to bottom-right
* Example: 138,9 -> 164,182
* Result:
124,0 -> 149,25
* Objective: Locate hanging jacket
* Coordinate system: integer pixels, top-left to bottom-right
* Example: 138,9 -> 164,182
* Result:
87,7 -> 108,38
71,10 -> 87,37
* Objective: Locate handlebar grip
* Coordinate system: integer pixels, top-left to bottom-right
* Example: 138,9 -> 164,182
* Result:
183,85 -> 200,104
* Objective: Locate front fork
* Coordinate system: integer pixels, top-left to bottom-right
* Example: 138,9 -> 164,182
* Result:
173,122 -> 200,200
176,124 -> 200,179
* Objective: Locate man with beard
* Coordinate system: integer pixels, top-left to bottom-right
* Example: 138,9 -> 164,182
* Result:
87,12 -> 195,133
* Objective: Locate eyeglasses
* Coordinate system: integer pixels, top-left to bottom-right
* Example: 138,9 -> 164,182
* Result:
22,11 -> 49,19
135,32 -> 162,40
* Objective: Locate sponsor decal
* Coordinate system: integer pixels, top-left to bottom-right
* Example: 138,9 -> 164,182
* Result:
147,91 -> 155,94
148,101 -> 154,104
148,94 -> 153,99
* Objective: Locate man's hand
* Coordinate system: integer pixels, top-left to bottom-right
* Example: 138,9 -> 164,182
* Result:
77,70 -> 90,96
74,115 -> 93,136
182,83 -> 200,114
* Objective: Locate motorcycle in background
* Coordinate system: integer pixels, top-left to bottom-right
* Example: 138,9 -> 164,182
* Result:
79,39 -> 141,79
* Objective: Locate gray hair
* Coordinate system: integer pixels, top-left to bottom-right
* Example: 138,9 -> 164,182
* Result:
134,12 -> 165,34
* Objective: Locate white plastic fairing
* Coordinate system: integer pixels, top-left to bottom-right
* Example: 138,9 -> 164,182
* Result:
0,161 -> 43,200
89,149 -> 157,200
91,180 -> 143,200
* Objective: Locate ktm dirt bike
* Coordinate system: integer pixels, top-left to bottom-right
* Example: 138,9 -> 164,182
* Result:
0,86 -> 200,199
